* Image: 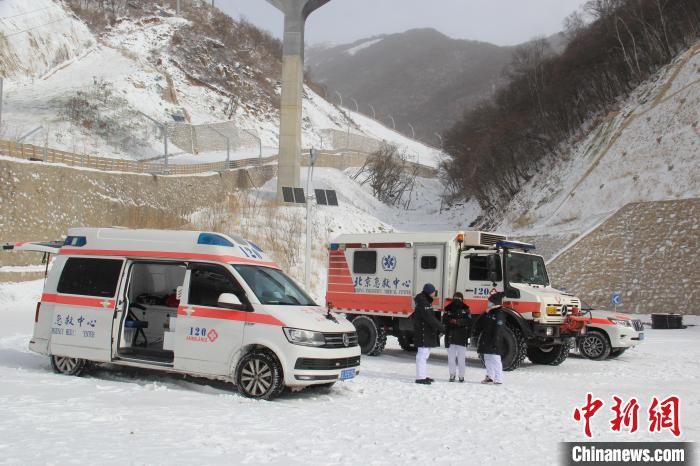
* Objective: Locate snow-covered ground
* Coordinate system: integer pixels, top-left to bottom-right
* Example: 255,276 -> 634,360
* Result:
0,279 -> 697,464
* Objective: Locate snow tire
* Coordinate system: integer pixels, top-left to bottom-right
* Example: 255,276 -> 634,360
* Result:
235,350 -> 285,400
578,330 -> 611,360
527,339 -> 572,366
351,315 -> 386,356
50,355 -> 89,376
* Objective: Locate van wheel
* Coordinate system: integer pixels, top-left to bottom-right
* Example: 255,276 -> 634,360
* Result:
608,348 -> 627,359
578,330 -> 611,360
351,315 -> 386,356
235,351 -> 284,400
527,340 -> 572,365
50,355 -> 89,376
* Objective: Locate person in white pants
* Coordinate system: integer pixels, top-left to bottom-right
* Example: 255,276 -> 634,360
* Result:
483,353 -> 503,384
443,292 -> 471,382
478,292 -> 506,385
413,283 -> 444,384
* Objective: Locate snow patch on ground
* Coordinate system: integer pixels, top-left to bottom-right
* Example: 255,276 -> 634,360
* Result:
0,279 -> 697,464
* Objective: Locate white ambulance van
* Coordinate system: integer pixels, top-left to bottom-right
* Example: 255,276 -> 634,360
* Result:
8,228 -> 360,399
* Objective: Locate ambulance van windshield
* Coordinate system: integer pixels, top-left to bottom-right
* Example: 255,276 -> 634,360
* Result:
234,265 -> 316,306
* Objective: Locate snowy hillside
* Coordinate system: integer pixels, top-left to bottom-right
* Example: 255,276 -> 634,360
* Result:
498,42 -> 700,240
0,0 -> 94,78
0,0 -> 441,167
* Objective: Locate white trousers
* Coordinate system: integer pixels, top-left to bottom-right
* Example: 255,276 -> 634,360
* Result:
448,344 -> 467,378
483,353 -> 503,383
416,347 -> 431,379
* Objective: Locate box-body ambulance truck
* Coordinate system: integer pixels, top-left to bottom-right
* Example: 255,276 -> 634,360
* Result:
325,231 -> 586,371
6,228 -> 360,399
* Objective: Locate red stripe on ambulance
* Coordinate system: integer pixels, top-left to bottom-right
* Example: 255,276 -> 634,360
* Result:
177,306 -> 284,326
41,293 -> 115,309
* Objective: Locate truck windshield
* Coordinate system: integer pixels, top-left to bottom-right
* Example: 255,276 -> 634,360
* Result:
506,252 -> 549,286
233,265 -> 317,306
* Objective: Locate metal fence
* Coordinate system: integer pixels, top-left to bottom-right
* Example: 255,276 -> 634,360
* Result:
0,139 -> 437,178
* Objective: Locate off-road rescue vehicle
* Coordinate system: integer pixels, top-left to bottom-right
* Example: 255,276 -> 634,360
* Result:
325,231 -> 587,371
576,303 -> 644,360
5,228 -> 360,399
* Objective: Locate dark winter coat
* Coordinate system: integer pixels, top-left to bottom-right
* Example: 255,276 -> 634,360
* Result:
477,306 -> 505,355
443,299 -> 471,348
412,292 -> 444,348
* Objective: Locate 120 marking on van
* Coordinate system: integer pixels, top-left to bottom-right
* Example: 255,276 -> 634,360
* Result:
186,327 -> 219,343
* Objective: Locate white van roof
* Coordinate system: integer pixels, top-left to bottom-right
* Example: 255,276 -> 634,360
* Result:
332,231 -> 507,248
59,228 -> 278,268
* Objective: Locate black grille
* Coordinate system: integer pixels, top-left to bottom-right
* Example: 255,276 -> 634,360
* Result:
632,320 -> 644,331
295,356 -> 361,370
323,332 -> 358,348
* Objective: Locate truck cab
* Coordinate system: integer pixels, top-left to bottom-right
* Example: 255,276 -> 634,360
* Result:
457,240 -> 585,369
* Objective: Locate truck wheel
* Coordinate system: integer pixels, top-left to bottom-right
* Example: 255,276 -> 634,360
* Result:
608,348 -> 627,359
235,350 -> 284,400
351,315 -> 387,356
50,355 -> 89,376
398,333 -> 416,352
477,325 -> 527,371
578,330 -> 611,360
527,340 -> 572,365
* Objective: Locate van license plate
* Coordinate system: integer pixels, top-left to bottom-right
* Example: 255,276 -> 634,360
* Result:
340,368 -> 355,380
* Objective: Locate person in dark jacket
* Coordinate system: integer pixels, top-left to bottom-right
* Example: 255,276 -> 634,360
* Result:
443,292 -> 471,382
478,292 -> 506,384
413,283 -> 444,385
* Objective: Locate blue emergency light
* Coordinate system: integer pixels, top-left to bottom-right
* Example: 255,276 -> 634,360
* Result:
63,236 -> 87,247
197,233 -> 233,247
496,240 -> 536,251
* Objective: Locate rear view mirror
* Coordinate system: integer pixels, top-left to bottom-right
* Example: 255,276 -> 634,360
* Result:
218,293 -> 243,309
487,255 -> 499,284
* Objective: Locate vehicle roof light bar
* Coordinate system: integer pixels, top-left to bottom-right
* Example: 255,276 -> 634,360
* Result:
496,240 -> 536,251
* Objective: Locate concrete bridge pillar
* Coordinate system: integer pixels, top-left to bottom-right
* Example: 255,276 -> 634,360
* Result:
267,0 -> 330,201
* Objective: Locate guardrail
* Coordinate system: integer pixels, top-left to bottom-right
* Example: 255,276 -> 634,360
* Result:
0,139 -> 437,178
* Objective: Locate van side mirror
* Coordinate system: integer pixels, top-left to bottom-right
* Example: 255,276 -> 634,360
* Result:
218,293 -> 243,309
487,255 -> 499,284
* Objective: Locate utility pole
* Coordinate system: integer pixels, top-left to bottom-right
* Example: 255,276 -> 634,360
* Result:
304,148 -> 318,290
138,111 -> 169,171
368,103 -> 376,119
176,0 -> 180,15
0,77 -> 3,129
211,127 -> 231,167
242,128 -> 263,165
266,0 -> 330,202
334,90 -> 343,107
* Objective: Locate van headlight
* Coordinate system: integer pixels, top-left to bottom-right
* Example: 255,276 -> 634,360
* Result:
283,328 -> 326,347
608,318 -> 632,327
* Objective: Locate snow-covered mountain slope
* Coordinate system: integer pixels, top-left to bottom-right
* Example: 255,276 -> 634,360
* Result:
0,0 -> 94,79
498,42 -> 700,240
1,0 -> 441,167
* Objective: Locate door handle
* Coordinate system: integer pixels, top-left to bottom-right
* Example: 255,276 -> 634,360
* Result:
245,322 -> 255,327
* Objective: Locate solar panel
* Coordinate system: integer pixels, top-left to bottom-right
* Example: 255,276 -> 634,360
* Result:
315,189 -> 328,205
325,189 -> 338,206
282,187 -> 294,203
293,187 -> 306,204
